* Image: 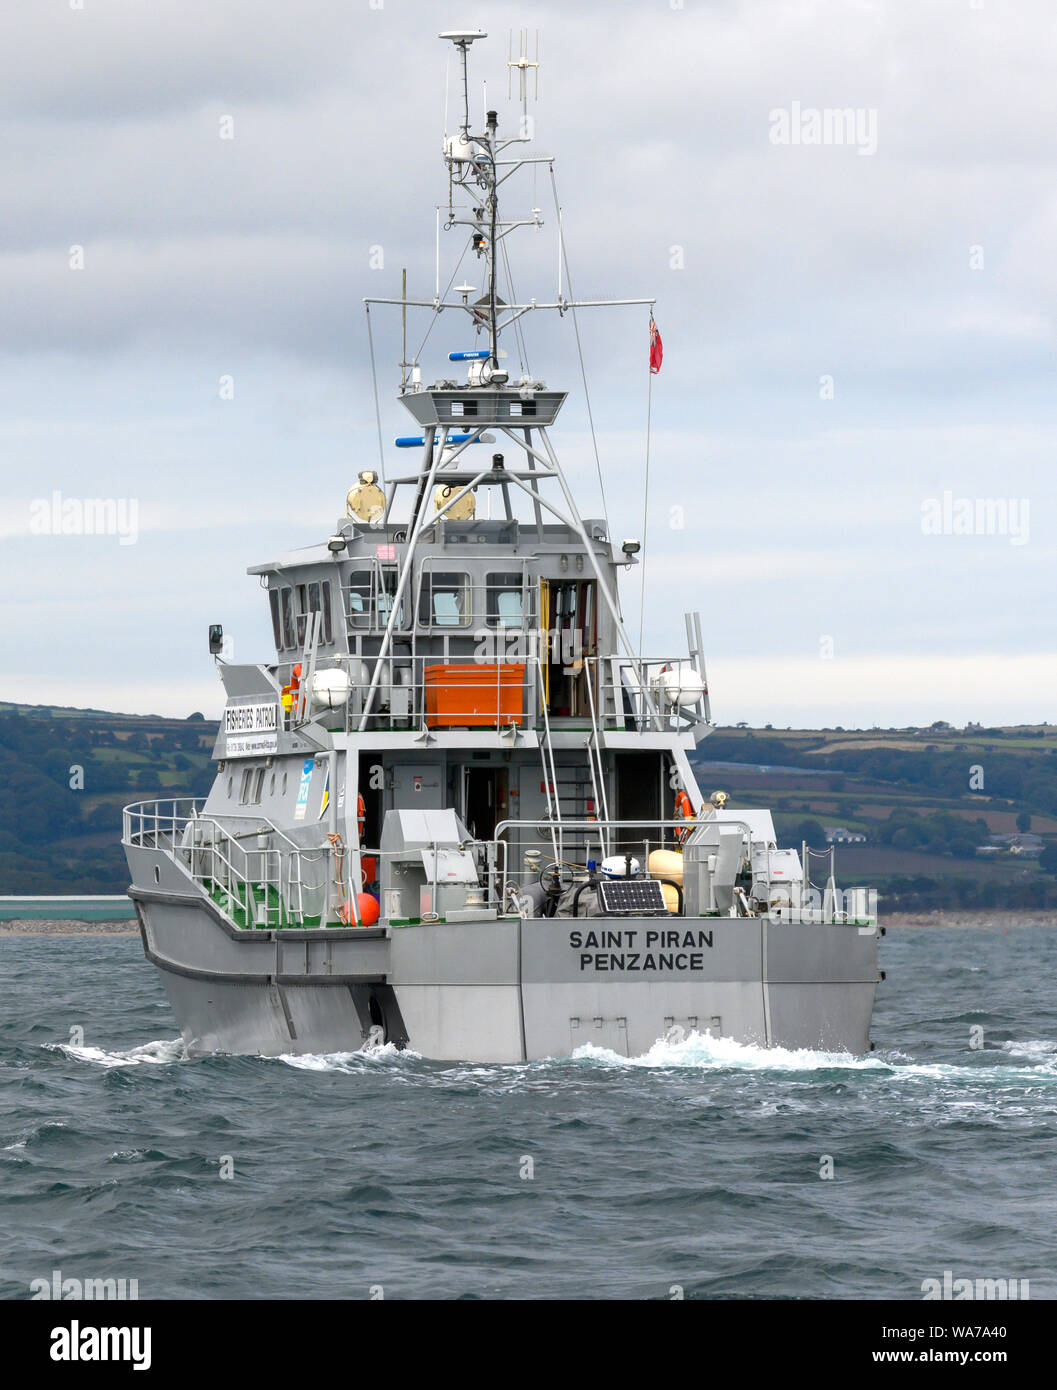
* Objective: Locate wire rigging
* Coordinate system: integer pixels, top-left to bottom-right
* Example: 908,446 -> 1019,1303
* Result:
499,234 -> 530,378
364,303 -> 387,490
412,234 -> 472,366
548,164 -> 610,538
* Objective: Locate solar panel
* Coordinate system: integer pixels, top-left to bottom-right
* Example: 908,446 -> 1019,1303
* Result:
596,878 -> 669,917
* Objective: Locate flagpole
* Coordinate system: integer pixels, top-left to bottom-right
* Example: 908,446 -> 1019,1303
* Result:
638,312 -> 657,661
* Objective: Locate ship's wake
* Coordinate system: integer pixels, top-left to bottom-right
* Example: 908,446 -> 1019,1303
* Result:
274,1041 -> 421,1072
46,1038 -> 189,1068
568,1029 -> 1057,1082
42,1031 -> 1057,1084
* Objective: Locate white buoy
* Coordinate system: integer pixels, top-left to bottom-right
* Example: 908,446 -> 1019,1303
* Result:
656,665 -> 706,708
309,669 -> 351,710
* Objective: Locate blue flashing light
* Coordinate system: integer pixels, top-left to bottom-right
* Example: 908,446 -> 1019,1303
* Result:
393,434 -> 483,448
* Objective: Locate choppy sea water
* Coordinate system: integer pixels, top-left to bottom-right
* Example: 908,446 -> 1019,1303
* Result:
2,928 -> 1056,1300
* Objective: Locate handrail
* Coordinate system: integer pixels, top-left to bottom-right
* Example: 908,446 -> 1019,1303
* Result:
309,648 -> 706,734
123,798 -> 348,929
582,658 -> 611,855
491,815 -> 758,893
532,655 -> 561,862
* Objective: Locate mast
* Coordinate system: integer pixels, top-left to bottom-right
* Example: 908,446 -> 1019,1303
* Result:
357,31 -> 666,729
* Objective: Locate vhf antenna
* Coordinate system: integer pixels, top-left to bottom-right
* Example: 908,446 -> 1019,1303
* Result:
508,29 -> 540,128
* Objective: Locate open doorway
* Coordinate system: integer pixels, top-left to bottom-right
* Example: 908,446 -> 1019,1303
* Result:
462,765 -> 508,841
541,579 -> 597,719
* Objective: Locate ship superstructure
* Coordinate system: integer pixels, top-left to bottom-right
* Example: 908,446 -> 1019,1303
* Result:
123,31 -> 880,1060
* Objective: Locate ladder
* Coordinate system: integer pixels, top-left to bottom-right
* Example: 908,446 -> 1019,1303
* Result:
295,610 -> 323,724
583,661 -> 611,856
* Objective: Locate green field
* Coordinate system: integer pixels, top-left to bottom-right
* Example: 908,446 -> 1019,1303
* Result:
690,723 -> 1057,910
0,702 -> 215,893
1,703 -> 1055,905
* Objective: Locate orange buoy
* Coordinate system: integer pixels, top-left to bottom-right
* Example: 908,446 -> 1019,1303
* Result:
356,892 -> 379,926
674,790 -> 695,844
357,793 -> 366,841
340,892 -> 379,926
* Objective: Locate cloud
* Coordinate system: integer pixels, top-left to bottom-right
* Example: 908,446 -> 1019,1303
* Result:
3,0 -> 1055,723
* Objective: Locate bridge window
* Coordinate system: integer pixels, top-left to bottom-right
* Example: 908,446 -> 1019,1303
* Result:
378,567 -> 404,627
486,572 -> 524,627
269,590 -> 282,650
279,589 -> 295,649
321,582 -> 333,643
420,571 -> 470,627
347,571 -> 372,627
295,584 -> 308,644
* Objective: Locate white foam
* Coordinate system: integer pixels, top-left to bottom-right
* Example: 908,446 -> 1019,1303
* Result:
570,1030 -> 889,1072
274,1041 -> 421,1072
569,1030 -> 1057,1082
46,1038 -> 187,1068
1000,1040 -> 1057,1060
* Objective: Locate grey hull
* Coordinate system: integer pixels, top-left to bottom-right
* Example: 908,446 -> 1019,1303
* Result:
132,875 -> 879,1062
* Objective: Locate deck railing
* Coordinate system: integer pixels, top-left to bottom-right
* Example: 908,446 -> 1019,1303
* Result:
280,650 -> 708,734
123,799 -> 354,929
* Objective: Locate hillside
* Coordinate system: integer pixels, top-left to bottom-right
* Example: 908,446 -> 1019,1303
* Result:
689,724 -> 1057,911
1,703 -> 1056,905
0,702 -> 217,893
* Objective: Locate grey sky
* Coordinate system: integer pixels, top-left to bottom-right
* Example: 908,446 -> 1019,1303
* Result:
2,0 -> 1054,726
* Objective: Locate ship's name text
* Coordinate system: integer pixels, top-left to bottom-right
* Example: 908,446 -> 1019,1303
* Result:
570,928 -> 713,972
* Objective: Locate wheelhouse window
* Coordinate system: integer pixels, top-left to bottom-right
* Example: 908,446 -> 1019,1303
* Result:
320,581 -> 333,643
378,567 -> 403,627
269,590 -> 282,650
486,572 -> 524,628
295,584 -> 308,644
347,571 -> 372,628
419,571 -> 470,627
345,566 -> 404,631
279,589 -> 295,649
307,581 -> 332,644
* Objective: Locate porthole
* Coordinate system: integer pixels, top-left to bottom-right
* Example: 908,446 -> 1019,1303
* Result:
282,771 -> 288,796
227,776 -> 233,797
153,865 -> 161,885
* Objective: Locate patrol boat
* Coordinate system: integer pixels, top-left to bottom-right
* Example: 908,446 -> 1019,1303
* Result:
122,31 -> 881,1061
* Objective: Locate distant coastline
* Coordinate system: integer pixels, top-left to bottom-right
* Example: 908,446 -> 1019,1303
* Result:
882,909 -> 1057,928
0,919 -> 137,936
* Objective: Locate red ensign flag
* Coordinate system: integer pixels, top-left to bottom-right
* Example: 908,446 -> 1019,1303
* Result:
649,313 -> 663,374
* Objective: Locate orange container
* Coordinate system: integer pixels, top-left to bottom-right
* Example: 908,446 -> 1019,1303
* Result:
424,663 -> 526,728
